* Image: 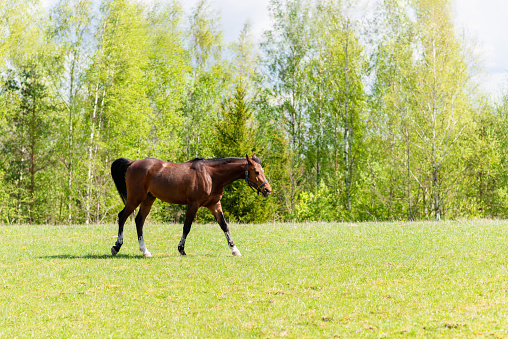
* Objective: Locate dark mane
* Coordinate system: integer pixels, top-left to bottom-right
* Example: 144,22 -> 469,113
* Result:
189,157 -> 205,162
189,156 -> 261,164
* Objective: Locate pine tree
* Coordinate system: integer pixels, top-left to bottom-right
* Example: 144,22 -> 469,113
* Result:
213,82 -> 271,222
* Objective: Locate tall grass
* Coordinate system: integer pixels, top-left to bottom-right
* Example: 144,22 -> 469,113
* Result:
2,220 -> 508,337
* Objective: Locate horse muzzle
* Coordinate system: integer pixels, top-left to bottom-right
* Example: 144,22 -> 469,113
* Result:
262,187 -> 272,197
245,177 -> 272,197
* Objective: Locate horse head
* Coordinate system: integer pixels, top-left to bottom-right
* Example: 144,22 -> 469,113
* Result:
245,154 -> 272,197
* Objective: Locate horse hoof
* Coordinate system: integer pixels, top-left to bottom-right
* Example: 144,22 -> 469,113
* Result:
232,250 -> 242,257
143,251 -> 152,258
111,247 -> 118,256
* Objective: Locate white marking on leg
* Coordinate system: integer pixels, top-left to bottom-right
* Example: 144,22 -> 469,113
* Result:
178,235 -> 187,255
111,232 -> 123,256
231,245 -> 242,256
224,232 -> 241,256
178,235 -> 186,249
138,236 -> 151,257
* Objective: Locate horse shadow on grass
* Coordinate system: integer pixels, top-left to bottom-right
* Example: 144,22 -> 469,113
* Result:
40,253 -> 233,260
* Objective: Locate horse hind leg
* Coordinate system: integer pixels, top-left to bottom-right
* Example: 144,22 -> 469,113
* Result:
135,194 -> 156,257
112,202 -> 138,256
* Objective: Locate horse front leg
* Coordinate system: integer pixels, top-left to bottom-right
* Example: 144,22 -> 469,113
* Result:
178,203 -> 199,256
208,202 -> 241,256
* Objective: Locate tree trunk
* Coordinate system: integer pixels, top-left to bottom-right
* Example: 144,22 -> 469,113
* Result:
86,82 -> 100,224
343,26 -> 352,213
405,128 -> 413,221
316,101 -> 322,188
68,51 -> 76,224
432,162 -> 441,221
431,38 -> 441,222
29,92 -> 36,224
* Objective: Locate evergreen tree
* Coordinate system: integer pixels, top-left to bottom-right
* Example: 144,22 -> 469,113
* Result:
213,83 -> 273,222
0,0 -> 64,223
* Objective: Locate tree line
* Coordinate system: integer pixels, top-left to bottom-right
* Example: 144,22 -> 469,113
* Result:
0,0 -> 507,224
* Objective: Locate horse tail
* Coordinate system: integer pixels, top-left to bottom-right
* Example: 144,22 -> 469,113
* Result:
111,158 -> 133,205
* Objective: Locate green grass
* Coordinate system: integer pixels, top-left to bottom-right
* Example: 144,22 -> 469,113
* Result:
2,220 -> 508,338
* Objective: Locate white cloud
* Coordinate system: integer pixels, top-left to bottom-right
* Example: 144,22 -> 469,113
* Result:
181,0 -> 271,43
454,0 -> 508,96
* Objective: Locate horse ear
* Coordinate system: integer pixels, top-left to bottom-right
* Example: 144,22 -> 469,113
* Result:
246,154 -> 252,163
252,154 -> 261,164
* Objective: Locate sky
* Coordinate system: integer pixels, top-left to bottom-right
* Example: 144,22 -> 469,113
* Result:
181,0 -> 508,99
453,0 -> 508,99
181,0 -> 272,43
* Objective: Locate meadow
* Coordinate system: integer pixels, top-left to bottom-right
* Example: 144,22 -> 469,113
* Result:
2,220 -> 508,338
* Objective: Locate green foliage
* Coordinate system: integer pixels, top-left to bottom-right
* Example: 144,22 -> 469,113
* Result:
0,0 -> 504,223
292,183 -> 339,221
144,1 -> 189,161
179,0 -> 228,160
262,0 -> 312,215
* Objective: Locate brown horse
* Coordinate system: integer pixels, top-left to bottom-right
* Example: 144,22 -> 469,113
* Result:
110,154 -> 271,257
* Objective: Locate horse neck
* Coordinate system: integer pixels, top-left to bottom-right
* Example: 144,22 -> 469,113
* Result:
209,160 -> 246,188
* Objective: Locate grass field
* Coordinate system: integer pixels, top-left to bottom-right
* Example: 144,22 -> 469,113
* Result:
2,220 -> 508,338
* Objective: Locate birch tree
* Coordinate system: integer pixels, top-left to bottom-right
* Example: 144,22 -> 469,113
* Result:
263,0 -> 312,214
50,0 -> 93,223
85,0 -> 151,223
409,0 -> 473,221
145,1 -> 190,162
182,0 -> 227,159
370,0 -> 420,220
322,0 -> 366,216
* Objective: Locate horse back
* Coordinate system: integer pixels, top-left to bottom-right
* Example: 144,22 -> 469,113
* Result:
126,158 -> 211,205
